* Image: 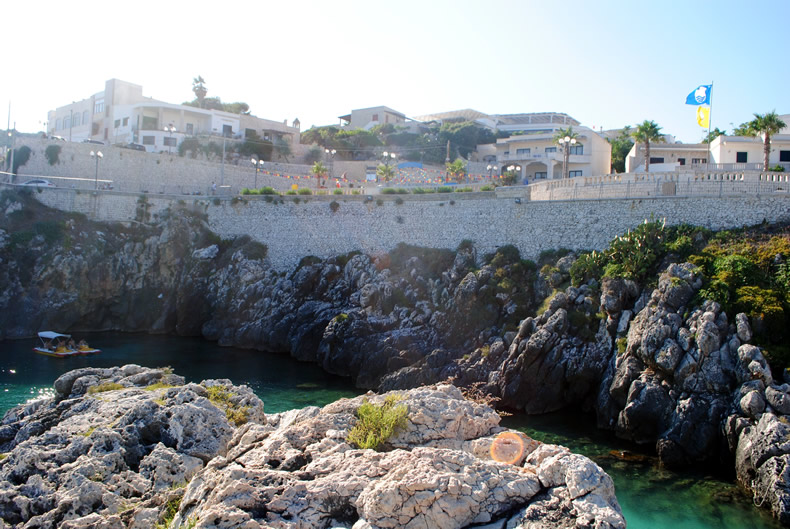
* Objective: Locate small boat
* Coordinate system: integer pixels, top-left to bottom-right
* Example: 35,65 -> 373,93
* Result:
33,331 -> 101,358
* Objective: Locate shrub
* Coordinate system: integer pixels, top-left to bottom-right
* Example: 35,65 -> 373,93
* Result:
457,239 -> 474,252
155,497 -> 182,529
205,385 -> 250,426
346,395 -> 409,451
455,186 -> 473,193
376,199 -> 383,206
298,188 -> 313,195
381,188 -> 397,195
330,200 -> 340,213
87,382 -> 124,394
436,186 -> 453,193
395,197 -> 404,205
333,189 -> 343,195
481,185 -> 494,191
769,164 -> 787,172
397,188 -> 409,194
285,190 -> 297,195
259,186 -> 277,195
144,382 -> 175,391
570,251 -> 604,287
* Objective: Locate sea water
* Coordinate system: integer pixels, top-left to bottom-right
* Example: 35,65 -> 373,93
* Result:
0,333 -> 781,528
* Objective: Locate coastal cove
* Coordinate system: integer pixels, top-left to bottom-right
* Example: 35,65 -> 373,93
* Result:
0,333 -> 781,529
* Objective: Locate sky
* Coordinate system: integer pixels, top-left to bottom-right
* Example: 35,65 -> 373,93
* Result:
3,0 -> 788,144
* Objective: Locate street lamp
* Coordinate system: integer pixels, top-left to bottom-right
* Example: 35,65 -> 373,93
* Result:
163,124 -> 176,154
557,135 -> 577,179
486,164 -> 497,178
381,151 -> 397,182
506,164 -> 521,184
325,148 -> 336,179
251,158 -> 264,189
90,150 -> 103,190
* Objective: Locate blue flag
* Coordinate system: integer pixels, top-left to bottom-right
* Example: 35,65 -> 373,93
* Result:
686,85 -> 712,105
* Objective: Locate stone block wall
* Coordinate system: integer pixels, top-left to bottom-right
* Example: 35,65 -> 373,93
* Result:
24,185 -> 790,271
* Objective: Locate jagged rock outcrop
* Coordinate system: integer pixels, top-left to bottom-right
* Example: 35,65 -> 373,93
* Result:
0,369 -> 624,529
172,384 -> 623,529
0,365 -> 263,528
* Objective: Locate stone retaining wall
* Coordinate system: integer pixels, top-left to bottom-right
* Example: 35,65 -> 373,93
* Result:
22,185 -> 790,271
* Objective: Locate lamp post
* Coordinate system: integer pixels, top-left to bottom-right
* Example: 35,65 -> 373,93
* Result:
7,128 -> 14,183
251,158 -> 264,189
381,151 -> 396,182
90,150 -> 103,190
486,164 -> 497,179
506,164 -> 521,184
557,135 -> 577,179
324,148 -> 336,180
163,124 -> 176,154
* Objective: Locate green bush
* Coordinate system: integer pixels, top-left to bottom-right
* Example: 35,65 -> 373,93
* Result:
455,186 -> 473,192
394,197 -> 404,205
769,165 -> 787,172
330,200 -> 340,213
298,188 -> 313,195
397,188 -> 409,194
346,395 -> 409,451
480,185 -> 494,191
381,188 -> 397,194
436,186 -> 453,193
205,385 -> 250,426
285,190 -> 297,195
333,189 -> 343,195
87,382 -> 124,394
570,252 -> 604,287
259,186 -> 277,195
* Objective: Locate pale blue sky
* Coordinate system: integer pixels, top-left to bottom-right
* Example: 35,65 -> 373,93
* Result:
3,0 -> 787,143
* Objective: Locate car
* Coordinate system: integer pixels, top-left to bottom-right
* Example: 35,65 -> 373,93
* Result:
20,179 -> 56,188
82,139 -> 105,145
126,143 -> 146,151
49,135 -> 66,142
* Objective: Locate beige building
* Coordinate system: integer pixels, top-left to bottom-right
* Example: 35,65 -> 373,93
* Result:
338,106 -> 408,130
494,113 -> 611,180
47,79 -> 300,153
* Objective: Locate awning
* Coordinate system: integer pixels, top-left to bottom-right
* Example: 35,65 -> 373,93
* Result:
38,331 -> 71,339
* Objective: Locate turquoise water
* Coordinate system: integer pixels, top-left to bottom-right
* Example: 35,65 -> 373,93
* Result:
0,332 -> 362,414
504,413 -> 782,529
0,333 -> 782,528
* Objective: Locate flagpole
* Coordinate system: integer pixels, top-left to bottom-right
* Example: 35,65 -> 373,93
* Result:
708,81 -> 713,170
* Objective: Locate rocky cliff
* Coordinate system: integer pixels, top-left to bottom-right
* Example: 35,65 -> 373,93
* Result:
0,366 -> 624,529
3,190 -> 790,523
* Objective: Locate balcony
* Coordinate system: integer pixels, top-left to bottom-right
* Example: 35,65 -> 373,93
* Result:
498,152 -> 591,164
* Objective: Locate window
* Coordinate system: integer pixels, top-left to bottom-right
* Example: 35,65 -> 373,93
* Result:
55,118 -> 61,130
186,123 -> 194,135
114,119 -> 120,128
372,114 -> 379,122
692,158 -> 707,164
736,152 -> 748,163
569,145 -> 583,155
82,110 -> 89,124
545,147 -> 556,153
122,117 -> 129,127
163,137 -> 177,147
72,114 -> 80,127
142,136 -> 155,145
94,101 -> 104,114
780,151 -> 790,162
678,158 -> 686,166
569,170 -> 582,177
63,116 -> 71,129
504,151 -> 510,156
649,157 -> 664,163
222,124 -> 232,137
534,172 -> 547,179
516,148 -> 531,155
142,116 -> 158,130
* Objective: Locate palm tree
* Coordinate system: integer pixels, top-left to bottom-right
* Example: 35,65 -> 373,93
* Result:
743,111 -> 786,170
631,120 -> 663,172
312,161 -> 329,189
553,127 -> 580,178
376,163 -> 395,183
192,76 -> 207,109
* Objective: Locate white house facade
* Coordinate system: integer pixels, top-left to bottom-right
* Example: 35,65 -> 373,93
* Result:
47,79 -> 300,153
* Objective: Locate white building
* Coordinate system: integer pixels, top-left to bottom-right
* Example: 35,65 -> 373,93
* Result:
47,79 -> 300,153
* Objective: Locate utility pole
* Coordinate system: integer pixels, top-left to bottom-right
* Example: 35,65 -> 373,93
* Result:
220,136 -> 226,186
9,122 -> 16,183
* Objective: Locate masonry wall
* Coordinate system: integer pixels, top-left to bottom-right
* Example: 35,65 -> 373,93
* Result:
23,185 -> 790,271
